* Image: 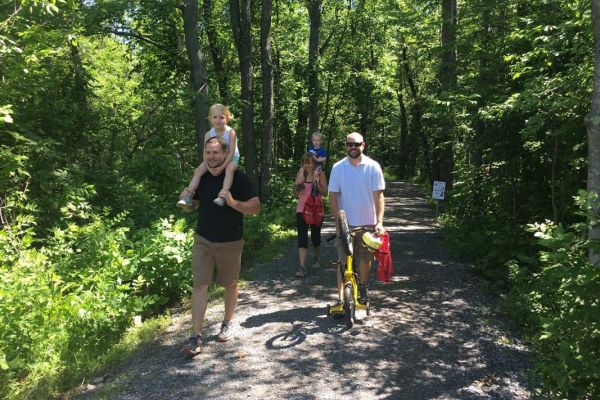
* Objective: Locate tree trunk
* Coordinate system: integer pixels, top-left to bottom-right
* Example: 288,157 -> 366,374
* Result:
585,0 -> 600,266
273,43 -> 289,161
397,89 -> 408,179
402,45 -> 433,185
551,134 -> 559,223
437,0 -> 457,189
318,12 -> 349,158
472,0 -> 490,168
203,0 -> 230,102
67,39 -> 90,152
260,0 -> 274,201
307,0 -> 322,139
294,63 -> 309,161
440,0 -> 457,90
230,0 -> 258,189
181,0 -> 210,155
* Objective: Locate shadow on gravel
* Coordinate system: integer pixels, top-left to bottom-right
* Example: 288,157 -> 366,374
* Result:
244,306 -> 356,350
73,182 -> 535,400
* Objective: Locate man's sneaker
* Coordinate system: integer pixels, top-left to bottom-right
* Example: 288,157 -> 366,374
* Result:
217,320 -> 234,342
181,334 -> 203,357
213,196 -> 226,207
358,283 -> 369,305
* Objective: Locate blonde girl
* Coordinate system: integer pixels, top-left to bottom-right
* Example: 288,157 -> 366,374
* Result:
178,104 -> 240,208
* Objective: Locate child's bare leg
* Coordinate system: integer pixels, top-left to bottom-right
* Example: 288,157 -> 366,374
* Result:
180,163 -> 207,197
222,162 -> 238,192
213,162 -> 238,206
178,163 -> 207,210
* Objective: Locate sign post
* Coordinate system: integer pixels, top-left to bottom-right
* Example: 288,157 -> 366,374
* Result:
432,181 -> 446,218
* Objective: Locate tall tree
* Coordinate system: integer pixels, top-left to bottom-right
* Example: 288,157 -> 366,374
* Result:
307,0 -> 322,139
181,0 -> 210,152
202,0 -> 231,102
396,87 -> 409,178
293,62 -> 309,160
402,45 -> 433,185
587,0 -> 600,265
260,0 -> 274,201
230,0 -> 258,188
436,0 -> 457,188
471,0 -> 491,168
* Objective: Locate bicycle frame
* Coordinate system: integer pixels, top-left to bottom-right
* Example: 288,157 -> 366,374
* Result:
343,230 -> 368,312
328,212 -> 370,327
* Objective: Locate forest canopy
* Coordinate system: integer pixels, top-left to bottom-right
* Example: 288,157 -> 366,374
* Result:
1,0 -> 599,399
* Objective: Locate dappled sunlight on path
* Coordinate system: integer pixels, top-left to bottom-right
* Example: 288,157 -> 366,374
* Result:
75,182 -> 534,400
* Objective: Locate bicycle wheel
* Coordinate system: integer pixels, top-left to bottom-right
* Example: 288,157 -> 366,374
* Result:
343,284 -> 355,328
337,212 -> 353,256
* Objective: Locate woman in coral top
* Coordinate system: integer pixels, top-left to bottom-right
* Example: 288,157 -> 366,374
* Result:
292,153 -> 328,278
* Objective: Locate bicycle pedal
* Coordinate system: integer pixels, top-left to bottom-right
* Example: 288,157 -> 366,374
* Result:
329,303 -> 344,313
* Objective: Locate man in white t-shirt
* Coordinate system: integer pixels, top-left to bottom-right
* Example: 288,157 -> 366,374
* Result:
328,132 -> 385,306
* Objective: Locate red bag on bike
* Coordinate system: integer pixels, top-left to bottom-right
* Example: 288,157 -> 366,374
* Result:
375,232 -> 393,283
303,186 -> 324,226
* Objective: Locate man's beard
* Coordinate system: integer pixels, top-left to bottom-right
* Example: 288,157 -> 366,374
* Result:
347,149 -> 361,159
206,159 -> 224,168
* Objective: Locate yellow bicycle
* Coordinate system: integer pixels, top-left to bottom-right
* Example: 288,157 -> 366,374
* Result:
327,210 -> 370,328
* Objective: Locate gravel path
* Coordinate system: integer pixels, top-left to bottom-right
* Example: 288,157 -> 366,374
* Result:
75,181 -> 536,400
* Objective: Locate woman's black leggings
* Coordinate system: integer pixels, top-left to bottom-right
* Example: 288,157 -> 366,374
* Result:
296,212 -> 322,248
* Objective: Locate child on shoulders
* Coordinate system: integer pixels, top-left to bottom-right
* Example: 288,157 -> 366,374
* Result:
177,104 -> 240,210
307,131 -> 327,173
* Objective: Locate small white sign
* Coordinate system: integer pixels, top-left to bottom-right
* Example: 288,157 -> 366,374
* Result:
432,181 -> 446,200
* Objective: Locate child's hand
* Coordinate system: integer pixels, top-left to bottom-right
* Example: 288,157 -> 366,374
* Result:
209,165 -> 223,176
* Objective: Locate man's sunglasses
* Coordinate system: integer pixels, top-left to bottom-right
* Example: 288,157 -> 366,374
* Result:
346,142 -> 363,147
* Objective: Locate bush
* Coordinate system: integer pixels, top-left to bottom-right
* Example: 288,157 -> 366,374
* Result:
441,164 -> 534,284
0,171 -> 300,399
507,192 -> 600,399
0,193 -> 192,399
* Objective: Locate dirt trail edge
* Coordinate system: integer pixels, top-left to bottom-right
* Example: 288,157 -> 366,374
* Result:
75,182 -> 535,400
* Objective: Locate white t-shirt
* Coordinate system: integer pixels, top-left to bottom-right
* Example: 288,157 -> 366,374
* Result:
328,155 -> 385,226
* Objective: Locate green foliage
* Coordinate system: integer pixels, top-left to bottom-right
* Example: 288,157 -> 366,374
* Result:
1,0 -> 598,398
243,172 -> 297,266
0,164 -> 295,400
441,163 -> 534,285
0,192 -> 192,399
507,192 -> 600,399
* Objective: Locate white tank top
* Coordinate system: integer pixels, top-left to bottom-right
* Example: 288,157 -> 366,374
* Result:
210,126 -> 240,158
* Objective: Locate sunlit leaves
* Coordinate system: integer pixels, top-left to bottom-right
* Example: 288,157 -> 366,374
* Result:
0,207 -> 193,398
0,106 -> 13,124
513,193 -> 600,398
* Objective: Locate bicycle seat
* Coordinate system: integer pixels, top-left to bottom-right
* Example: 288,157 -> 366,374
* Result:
362,231 -> 383,252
